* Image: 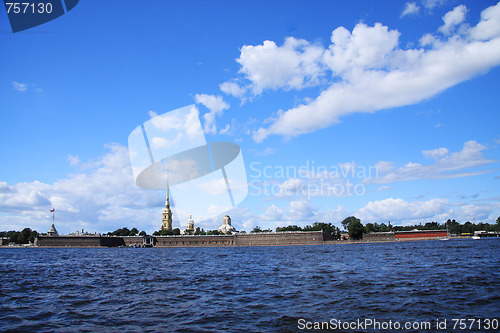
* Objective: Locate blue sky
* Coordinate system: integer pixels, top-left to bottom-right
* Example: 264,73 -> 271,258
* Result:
1,0 -> 499,234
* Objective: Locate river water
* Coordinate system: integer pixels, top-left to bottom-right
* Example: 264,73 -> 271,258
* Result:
1,239 -> 499,332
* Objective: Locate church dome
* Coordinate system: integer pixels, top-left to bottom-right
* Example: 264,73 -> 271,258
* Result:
186,214 -> 195,231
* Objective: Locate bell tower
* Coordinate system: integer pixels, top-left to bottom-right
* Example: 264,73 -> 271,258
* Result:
161,170 -> 172,231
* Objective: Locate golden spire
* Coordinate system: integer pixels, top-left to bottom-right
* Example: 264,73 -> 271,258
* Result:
161,169 -> 173,231
167,169 -> 168,202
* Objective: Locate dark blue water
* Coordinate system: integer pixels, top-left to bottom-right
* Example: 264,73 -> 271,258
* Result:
1,239 -> 499,332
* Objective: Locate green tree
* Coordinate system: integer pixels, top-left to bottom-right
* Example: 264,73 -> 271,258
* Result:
194,227 -> 206,235
10,231 -> 20,244
497,216 -> 500,230
251,226 -> 262,233
28,230 -> 38,243
130,228 -> 139,236
20,228 -> 32,244
153,228 -> 181,236
276,225 -> 302,232
139,230 -> 147,236
341,216 -> 360,231
348,218 -> 364,240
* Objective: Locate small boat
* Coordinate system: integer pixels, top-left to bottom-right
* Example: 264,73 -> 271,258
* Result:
472,235 -> 481,240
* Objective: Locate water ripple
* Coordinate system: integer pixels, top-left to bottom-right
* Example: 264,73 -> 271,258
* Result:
0,239 -> 499,332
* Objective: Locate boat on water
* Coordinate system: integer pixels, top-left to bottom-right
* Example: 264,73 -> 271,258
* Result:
472,235 -> 481,240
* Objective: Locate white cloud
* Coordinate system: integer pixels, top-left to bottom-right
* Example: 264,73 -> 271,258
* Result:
0,144 -> 165,234
356,197 -> 499,225
67,154 -> 81,166
470,2 -> 500,40
218,2 -> 500,142
252,147 -> 276,156
150,134 -> 181,150
194,94 -> 230,134
375,161 -> 394,174
12,81 -> 27,92
422,0 -> 447,10
263,204 -> 283,220
218,124 -> 231,135
278,178 -> 306,196
0,182 -> 13,193
357,197 -> 449,222
287,200 -> 315,220
220,81 -> 247,98
401,2 -> 420,17
422,147 -> 449,159
439,5 -> 467,35
222,37 -> 325,96
367,140 -> 497,184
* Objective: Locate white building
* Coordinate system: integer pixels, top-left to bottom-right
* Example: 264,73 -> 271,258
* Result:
218,215 -> 237,234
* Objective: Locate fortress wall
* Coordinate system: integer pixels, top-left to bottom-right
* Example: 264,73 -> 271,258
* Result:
99,237 -> 125,247
35,236 -> 125,247
154,235 -> 235,247
122,236 -> 144,246
35,236 -> 102,247
234,231 -> 324,247
363,232 -> 395,242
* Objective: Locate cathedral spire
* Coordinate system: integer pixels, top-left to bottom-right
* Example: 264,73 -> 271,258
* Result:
161,169 -> 172,231
166,169 -> 169,201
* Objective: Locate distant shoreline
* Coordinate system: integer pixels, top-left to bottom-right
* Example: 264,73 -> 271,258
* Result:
2,234 -> 497,249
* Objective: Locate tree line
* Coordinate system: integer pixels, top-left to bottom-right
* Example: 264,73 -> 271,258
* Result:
152,227 -> 224,236
106,227 -> 146,237
0,228 -> 38,244
2,216 -> 499,244
275,222 -> 342,240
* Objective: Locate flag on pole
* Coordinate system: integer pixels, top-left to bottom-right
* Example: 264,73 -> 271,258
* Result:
50,208 -> 55,213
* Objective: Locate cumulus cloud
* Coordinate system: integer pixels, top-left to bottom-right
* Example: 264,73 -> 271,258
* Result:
401,2 -> 420,18
439,5 -> 467,35
278,178 -> 306,196
356,196 -> 499,225
366,140 -> 497,184
12,81 -> 27,92
263,204 -> 283,220
0,144 -> 164,234
422,0 -> 447,10
221,37 -> 325,96
422,147 -> 449,159
67,154 -> 81,166
470,2 -> 500,40
218,2 -> 500,142
194,94 -> 230,134
287,200 -> 315,220
357,197 -> 449,222
220,81 -> 247,99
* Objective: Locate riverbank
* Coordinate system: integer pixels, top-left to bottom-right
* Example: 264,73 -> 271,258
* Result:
3,230 -> 496,248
